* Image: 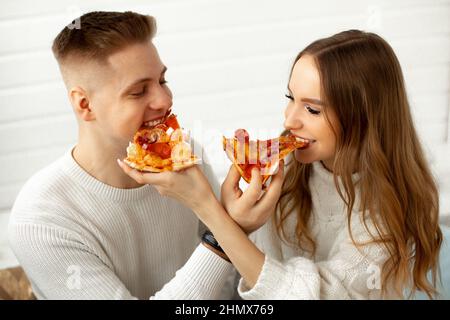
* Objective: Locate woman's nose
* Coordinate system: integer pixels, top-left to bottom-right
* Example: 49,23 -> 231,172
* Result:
283,105 -> 303,130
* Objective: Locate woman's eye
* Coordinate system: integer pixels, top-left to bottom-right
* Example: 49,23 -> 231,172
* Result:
285,93 -> 294,100
305,104 -> 321,115
160,79 -> 168,85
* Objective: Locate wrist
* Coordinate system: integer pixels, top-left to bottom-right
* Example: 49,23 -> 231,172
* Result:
201,241 -> 230,262
194,195 -> 225,224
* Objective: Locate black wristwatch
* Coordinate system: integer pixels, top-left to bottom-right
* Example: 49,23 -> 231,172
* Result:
201,230 -> 225,253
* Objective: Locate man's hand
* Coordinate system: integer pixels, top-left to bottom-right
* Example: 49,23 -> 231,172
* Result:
117,159 -> 216,213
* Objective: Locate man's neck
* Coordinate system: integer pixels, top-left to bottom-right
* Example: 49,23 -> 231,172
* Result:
72,135 -> 143,189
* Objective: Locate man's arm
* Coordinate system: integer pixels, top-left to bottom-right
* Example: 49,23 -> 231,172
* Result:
9,221 -> 234,299
9,222 -> 134,299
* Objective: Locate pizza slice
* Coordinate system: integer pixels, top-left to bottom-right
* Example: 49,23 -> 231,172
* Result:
124,113 -> 201,172
223,129 -> 309,186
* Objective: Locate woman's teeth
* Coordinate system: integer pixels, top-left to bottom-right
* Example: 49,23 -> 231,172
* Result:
295,136 -> 316,144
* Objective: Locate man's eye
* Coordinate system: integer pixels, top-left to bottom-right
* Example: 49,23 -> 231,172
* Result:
160,79 -> 168,85
305,104 -> 321,115
131,86 -> 147,97
285,93 -> 294,100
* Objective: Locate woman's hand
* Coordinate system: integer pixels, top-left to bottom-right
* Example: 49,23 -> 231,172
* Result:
220,162 -> 284,234
117,160 -> 216,213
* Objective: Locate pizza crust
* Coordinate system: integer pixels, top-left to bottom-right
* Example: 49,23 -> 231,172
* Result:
124,158 -> 202,173
123,159 -> 166,172
172,158 -> 203,171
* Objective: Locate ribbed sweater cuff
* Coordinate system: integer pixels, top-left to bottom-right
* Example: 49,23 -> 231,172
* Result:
237,255 -> 318,300
178,243 -> 234,298
237,255 -> 289,299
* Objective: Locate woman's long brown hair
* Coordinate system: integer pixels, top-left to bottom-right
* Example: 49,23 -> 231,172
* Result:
275,30 -> 442,298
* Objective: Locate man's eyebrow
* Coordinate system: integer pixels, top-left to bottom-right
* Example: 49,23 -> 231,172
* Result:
123,66 -> 168,92
287,85 -> 324,106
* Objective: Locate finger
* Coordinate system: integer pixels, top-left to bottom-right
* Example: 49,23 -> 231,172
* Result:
117,159 -> 164,185
221,165 -> 243,198
240,167 -> 263,205
257,160 -> 284,208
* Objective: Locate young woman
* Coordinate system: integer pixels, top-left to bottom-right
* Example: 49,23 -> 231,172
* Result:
118,30 -> 442,299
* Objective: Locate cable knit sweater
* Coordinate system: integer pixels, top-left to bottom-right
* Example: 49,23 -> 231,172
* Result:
238,161 -> 391,299
8,148 -> 235,300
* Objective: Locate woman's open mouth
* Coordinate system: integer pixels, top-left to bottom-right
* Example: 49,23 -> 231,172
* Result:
294,136 -> 316,144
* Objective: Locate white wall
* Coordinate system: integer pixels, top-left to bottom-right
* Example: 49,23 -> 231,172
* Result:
0,0 -> 449,268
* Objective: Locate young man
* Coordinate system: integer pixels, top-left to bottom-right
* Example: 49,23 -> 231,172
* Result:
8,11 -> 235,299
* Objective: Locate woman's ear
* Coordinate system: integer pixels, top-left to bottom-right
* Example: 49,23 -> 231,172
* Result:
69,86 -> 96,121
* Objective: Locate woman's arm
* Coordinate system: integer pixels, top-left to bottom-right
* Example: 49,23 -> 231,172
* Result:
195,195 -> 265,287
117,160 -> 389,299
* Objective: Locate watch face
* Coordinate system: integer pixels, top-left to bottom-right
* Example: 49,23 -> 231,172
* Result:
202,231 -> 223,251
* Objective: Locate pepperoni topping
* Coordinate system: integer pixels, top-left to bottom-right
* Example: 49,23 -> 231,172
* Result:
147,143 -> 172,159
234,129 -> 249,143
165,115 -> 180,130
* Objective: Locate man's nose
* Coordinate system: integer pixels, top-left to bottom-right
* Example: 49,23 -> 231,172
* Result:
147,87 -> 172,112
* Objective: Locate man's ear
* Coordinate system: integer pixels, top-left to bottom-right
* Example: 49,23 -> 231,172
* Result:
69,86 -> 96,121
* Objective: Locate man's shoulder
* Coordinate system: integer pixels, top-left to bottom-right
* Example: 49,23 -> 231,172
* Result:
10,154 -> 74,221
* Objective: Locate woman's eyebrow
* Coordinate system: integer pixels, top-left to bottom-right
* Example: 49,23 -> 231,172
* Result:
301,98 -> 324,106
287,85 -> 324,106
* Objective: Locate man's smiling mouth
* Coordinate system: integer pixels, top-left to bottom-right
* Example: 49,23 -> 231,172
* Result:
143,117 -> 165,127
142,109 -> 172,128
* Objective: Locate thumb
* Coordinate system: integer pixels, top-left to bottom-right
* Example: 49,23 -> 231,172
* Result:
240,167 -> 263,205
256,160 -> 285,209
221,165 -> 243,198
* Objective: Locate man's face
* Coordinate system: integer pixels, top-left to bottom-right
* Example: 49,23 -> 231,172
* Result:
88,41 -> 172,150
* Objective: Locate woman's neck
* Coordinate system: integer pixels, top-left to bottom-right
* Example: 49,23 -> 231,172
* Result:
320,159 -> 334,173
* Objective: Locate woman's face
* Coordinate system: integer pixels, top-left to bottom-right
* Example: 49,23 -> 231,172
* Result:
283,54 -> 340,170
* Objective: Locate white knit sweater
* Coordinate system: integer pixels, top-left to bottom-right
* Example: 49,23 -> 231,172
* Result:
9,148 -> 391,300
8,148 -> 235,300
238,161 -> 391,299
